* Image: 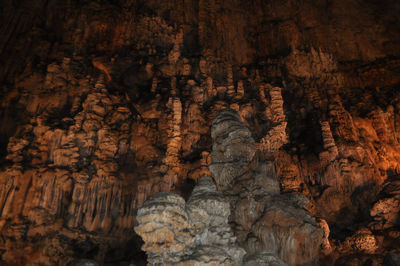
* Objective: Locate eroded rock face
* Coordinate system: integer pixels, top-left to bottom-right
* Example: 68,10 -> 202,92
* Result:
136,110 -> 324,265
135,176 -> 245,265
209,109 -> 256,190
211,109 -> 323,265
135,192 -> 194,265
0,0 -> 399,264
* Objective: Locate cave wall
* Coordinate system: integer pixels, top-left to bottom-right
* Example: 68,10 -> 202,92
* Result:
0,0 -> 399,265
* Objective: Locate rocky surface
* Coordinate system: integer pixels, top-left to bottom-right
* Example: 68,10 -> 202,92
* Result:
211,109 -> 323,265
134,192 -> 194,265
370,175 -> 400,231
0,0 -> 399,264
135,109 -> 324,265
243,252 -> 287,266
135,176 -> 245,265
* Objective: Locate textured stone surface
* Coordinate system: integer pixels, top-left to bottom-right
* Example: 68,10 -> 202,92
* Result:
210,109 -> 256,190
211,109 -> 323,265
136,110 -> 324,265
135,176 -> 245,265
243,252 -> 287,266
342,228 -> 378,254
370,175 -> 400,230
0,0 -> 399,264
135,192 -> 194,265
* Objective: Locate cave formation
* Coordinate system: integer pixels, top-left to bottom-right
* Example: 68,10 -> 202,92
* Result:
0,0 -> 399,265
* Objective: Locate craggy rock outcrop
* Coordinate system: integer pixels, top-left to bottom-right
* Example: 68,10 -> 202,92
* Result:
135,176 -> 245,265
0,74 -> 142,264
0,0 -> 399,264
186,176 -> 246,264
209,109 -> 256,190
134,192 -> 194,265
211,109 -> 323,266
136,109 -> 324,265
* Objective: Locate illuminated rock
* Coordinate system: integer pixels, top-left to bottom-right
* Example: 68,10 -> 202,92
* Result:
135,176 -> 245,265
209,109 -> 256,190
210,109 -> 323,265
0,0 -> 398,264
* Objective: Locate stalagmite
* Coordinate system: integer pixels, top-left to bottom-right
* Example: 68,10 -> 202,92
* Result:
135,176 -> 245,265
210,109 -> 323,265
136,109 -> 325,266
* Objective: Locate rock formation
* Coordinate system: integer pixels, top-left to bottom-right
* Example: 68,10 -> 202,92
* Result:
210,109 -> 323,265
135,192 -> 195,265
370,173 -> 400,231
0,0 -> 399,264
209,109 -> 256,190
136,109 -> 324,265
135,176 -> 245,265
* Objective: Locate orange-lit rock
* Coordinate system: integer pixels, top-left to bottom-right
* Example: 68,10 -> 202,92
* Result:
0,0 -> 399,264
